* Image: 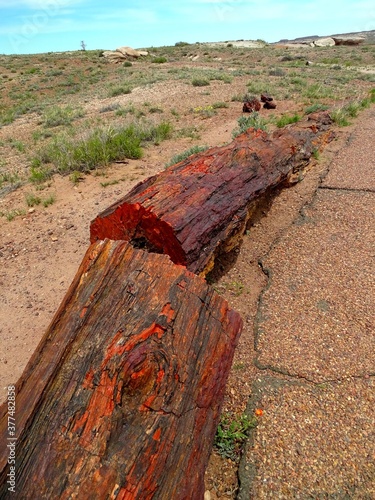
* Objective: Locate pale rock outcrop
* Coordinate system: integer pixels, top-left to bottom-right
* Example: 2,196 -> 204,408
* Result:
103,46 -> 149,63
314,37 -> 335,47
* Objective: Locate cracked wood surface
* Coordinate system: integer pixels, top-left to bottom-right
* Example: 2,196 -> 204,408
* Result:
90,114 -> 334,276
0,240 -> 242,499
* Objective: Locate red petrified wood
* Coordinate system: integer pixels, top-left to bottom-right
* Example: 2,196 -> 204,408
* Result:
0,240 -> 242,499
91,115 -> 334,276
242,98 -> 261,112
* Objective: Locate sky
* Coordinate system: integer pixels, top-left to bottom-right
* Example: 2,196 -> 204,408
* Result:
0,0 -> 374,55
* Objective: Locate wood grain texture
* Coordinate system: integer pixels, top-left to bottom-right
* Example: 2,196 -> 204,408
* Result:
0,240 -> 242,499
90,115 -> 334,276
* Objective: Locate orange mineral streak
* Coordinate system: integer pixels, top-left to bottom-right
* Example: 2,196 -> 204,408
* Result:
153,428 -> 162,442
82,368 -> 95,389
161,302 -> 175,323
140,394 -> 157,411
79,306 -> 88,318
115,489 -> 134,500
72,369 -> 116,448
100,323 -> 166,369
130,365 -> 152,380
123,324 -> 166,354
156,369 -> 165,384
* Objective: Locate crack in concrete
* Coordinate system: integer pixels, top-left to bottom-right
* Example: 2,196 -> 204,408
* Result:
319,185 -> 375,194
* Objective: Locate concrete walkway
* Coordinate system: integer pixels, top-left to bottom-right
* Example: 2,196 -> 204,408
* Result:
238,108 -> 375,498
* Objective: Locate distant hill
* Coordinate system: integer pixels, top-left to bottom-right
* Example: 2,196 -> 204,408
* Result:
277,29 -> 375,45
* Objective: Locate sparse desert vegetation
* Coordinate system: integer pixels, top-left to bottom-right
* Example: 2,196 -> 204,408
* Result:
0,41 -> 374,202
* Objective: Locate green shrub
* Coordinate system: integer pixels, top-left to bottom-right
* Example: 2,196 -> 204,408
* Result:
330,98 -> 370,127
212,101 -> 229,109
29,165 -> 52,184
231,94 -> 246,102
110,85 -> 132,97
0,209 -> 26,222
193,105 -> 216,118
232,112 -> 269,137
275,113 -> 301,128
151,56 -> 167,64
214,412 -> 257,461
42,105 -> 85,127
0,172 -> 20,189
303,83 -> 334,100
148,107 -> 163,114
115,105 -> 136,116
305,103 -> 329,114
269,67 -> 286,77
165,145 -> 208,167
344,101 -> 361,118
330,108 -> 350,127
9,139 -> 26,152
43,194 -> 56,207
192,78 -> 210,87
40,126 -> 143,173
99,103 -> 121,113
139,121 -> 173,144
25,193 -> 42,207
35,121 -> 173,174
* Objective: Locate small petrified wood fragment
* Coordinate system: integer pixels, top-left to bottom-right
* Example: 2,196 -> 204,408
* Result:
263,100 -> 277,109
91,115 -> 334,276
260,93 -> 273,103
0,240 -> 242,499
242,98 -> 261,112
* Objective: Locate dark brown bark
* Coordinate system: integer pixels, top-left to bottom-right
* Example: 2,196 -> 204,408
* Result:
90,115 -> 334,276
0,240 -> 242,499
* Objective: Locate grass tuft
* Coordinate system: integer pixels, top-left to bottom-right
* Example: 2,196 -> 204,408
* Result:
25,193 -> 42,207
275,113 -> 301,128
165,145 -> 208,168
42,105 -> 85,127
33,120 -> 173,175
192,78 -> 210,87
232,112 -> 269,137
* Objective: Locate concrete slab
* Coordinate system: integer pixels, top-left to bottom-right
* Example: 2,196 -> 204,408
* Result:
238,376 -> 375,498
256,189 -> 375,382
322,109 -> 375,191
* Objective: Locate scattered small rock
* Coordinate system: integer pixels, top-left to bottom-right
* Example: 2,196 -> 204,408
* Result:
260,93 -> 273,103
243,98 -> 261,113
263,100 -> 277,109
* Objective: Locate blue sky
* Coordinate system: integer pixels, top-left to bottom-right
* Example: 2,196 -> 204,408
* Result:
0,0 -> 374,55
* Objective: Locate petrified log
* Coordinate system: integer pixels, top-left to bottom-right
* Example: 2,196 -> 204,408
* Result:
0,240 -> 242,499
91,115 -> 334,276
